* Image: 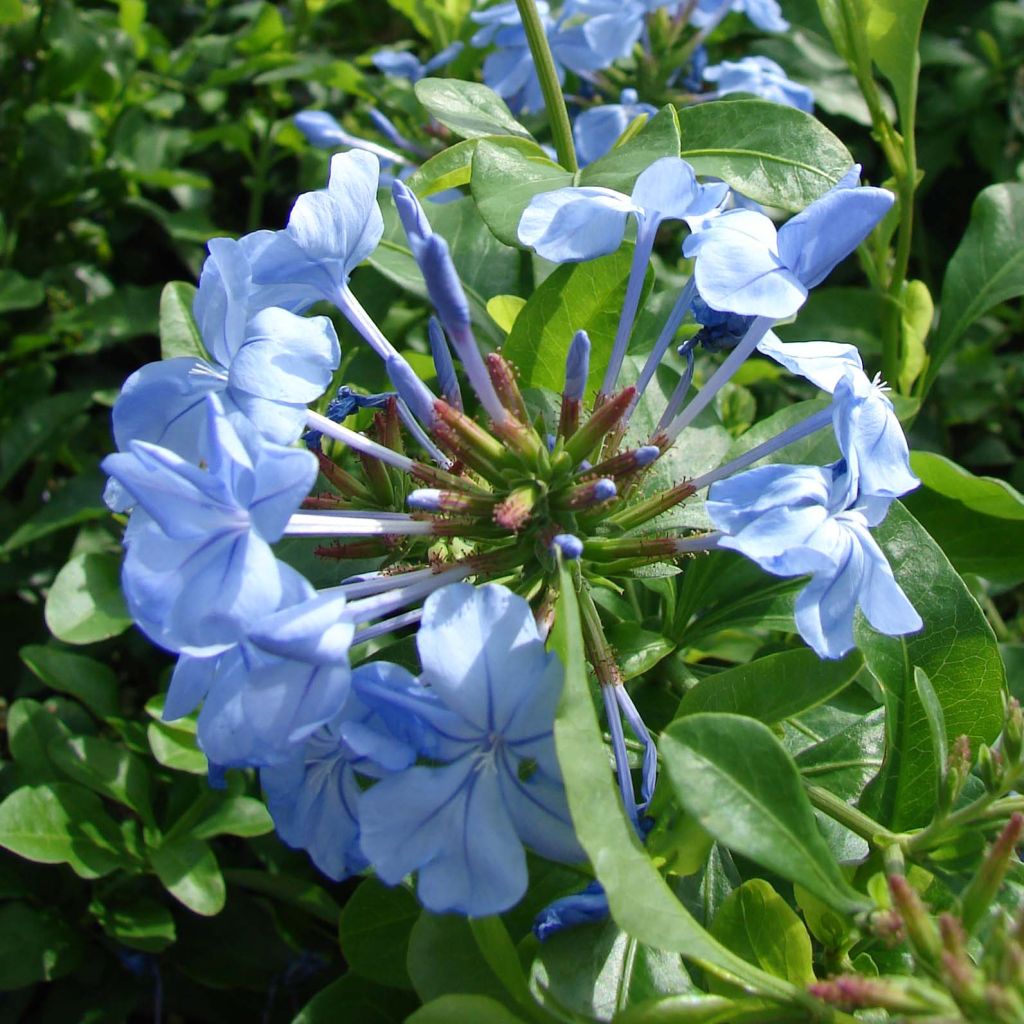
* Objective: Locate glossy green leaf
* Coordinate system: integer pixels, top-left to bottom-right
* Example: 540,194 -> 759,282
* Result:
92,898 -> 176,953
407,996 -> 529,1024
406,912 -> 519,1010
856,503 -> 1006,830
503,247 -> 636,393
159,281 -> 208,360
677,100 -> 855,211
2,471 -> 107,553
678,649 -> 861,724
292,974 -> 418,1024
606,625 -> 676,682
530,919 -> 694,1021
6,698 -> 72,784
660,714 -> 868,915
0,782 -> 127,879
150,836 -> 225,916
471,138 -> 573,247
407,138 -> 477,198
20,644 -> 120,720
339,879 -> 419,989
551,565 -> 799,999
224,868 -> 340,926
415,78 -> 533,141
927,183 -> 1024,390
616,994 -> 766,1024
579,105 -> 681,194
0,269 -> 45,313
708,880 -> 815,994
897,278 -> 932,393
865,0 -> 928,127
913,667 -> 947,805
188,794 -> 273,840
48,735 -> 154,825
903,451 -> 1024,586
147,720 -> 207,775
0,902 -> 82,990
45,551 -> 132,645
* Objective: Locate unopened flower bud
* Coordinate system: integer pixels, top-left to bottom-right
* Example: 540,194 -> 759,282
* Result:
1004,697 -> 1023,765
564,330 -> 591,403
808,976 -> 934,1014
978,743 -> 1003,793
551,534 -> 583,560
888,875 -> 942,967
960,813 -> 1024,934
941,734 -> 973,812
552,477 -> 617,511
392,179 -> 432,255
564,387 -> 636,466
494,484 -> 540,531
428,318 -> 463,411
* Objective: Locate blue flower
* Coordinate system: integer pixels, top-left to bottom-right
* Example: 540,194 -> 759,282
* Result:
519,157 -> 728,262
573,88 -> 658,166
706,442 -> 921,659
372,41 -> 464,82
691,0 -> 788,33
102,395 -> 317,656
356,583 -> 583,916
683,167 -> 894,318
534,880 -> 609,940
704,56 -> 813,112
249,150 -> 384,307
108,239 -> 340,473
261,665 -> 420,879
292,110 -> 410,165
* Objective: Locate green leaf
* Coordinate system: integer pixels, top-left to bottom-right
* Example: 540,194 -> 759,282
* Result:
407,995 -> 529,1024
708,880 -> 815,994
865,0 -> 928,128
927,183 -> 1024,390
486,294 -> 526,334
150,837 -> 225,916
292,973 -> 417,1024
897,279 -> 932,393
48,735 -> 154,826
913,667 -> 947,806
91,898 -> 176,953
0,902 -> 82,990
0,391 -> 91,491
2,471 -> 107,553
579,106 -> 681,194
471,138 -> 573,247
616,994 -> 764,1024
20,645 -> 120,720
0,269 -> 45,313
224,868 -> 340,926
677,649 -> 862,724
677,100 -> 855,211
339,879 -> 419,989
530,919 -> 695,1020
856,503 -> 1006,830
0,782 -> 128,879
406,912 -> 518,1010
551,566 -> 800,999
903,451 -> 1024,587
503,247 -> 636,393
415,78 -> 534,142
6,698 -> 72,783
660,714 -> 868,915
147,720 -> 207,775
606,625 -> 676,682
407,138 -> 477,198
159,281 -> 208,360
45,551 -> 132,645
188,795 -> 273,840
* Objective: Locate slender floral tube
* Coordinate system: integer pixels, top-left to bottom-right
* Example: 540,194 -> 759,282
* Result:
284,511 -> 438,537
660,315 -> 775,443
306,411 -> 415,471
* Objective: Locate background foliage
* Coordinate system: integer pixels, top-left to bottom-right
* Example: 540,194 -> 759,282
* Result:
1,0 -> 1023,1020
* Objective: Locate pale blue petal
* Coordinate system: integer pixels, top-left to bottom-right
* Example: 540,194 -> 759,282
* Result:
685,209 -> 807,317
756,332 -> 863,393
518,187 -> 636,262
194,236 -> 252,367
248,591 -> 354,665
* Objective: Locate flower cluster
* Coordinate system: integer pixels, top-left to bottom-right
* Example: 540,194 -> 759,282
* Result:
105,124 -> 921,916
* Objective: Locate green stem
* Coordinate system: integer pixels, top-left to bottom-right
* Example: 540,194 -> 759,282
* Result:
804,785 -> 901,845
514,0 -> 578,173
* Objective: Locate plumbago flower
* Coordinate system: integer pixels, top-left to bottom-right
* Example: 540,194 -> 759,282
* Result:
703,55 -> 814,111
103,144 -> 922,920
